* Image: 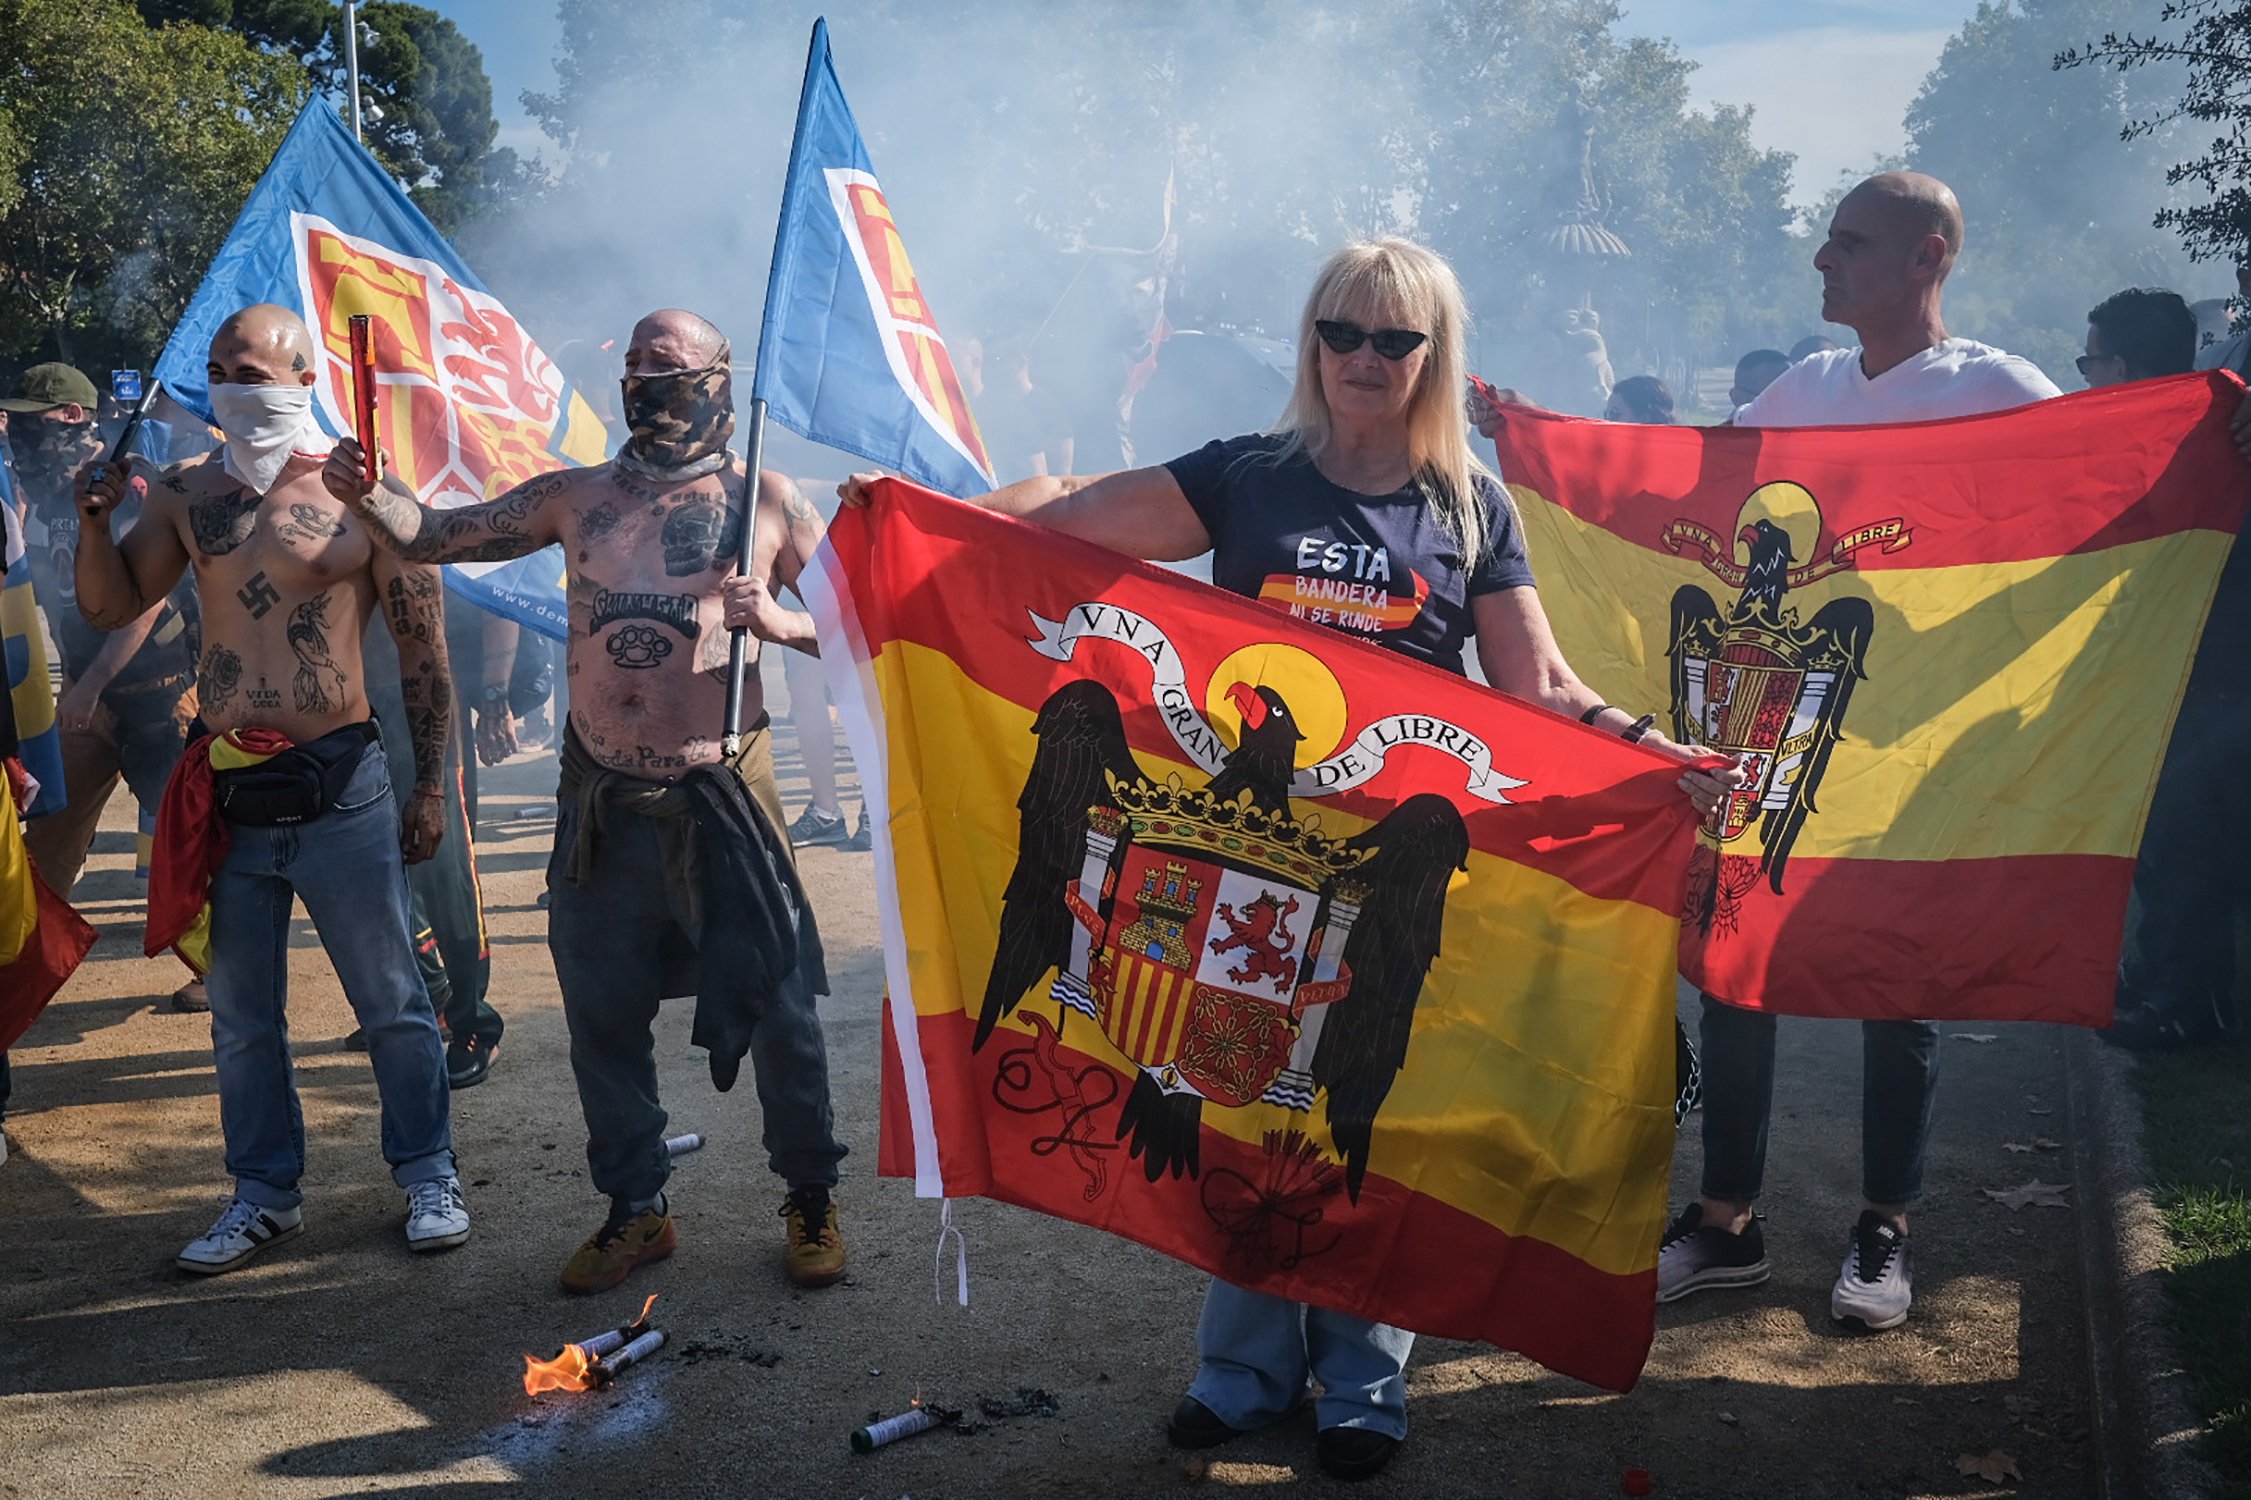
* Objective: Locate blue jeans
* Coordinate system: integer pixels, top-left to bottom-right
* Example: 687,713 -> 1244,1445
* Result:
206,748 -> 455,1210
1188,1279 -> 1413,1440
1698,993 -> 1940,1206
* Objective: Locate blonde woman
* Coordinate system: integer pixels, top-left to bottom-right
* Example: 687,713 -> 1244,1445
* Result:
838,237 -> 1736,1479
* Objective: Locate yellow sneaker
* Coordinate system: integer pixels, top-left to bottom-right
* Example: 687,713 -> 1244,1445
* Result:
560,1203 -> 676,1294
782,1187 -> 846,1288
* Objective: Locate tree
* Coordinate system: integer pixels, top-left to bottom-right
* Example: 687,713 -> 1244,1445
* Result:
141,0 -> 526,231
1905,0 -> 2195,380
0,0 -> 309,369
2058,0 -> 2251,266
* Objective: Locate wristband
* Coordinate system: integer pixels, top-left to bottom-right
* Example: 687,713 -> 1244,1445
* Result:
1578,703 -> 1611,726
1620,714 -> 1656,745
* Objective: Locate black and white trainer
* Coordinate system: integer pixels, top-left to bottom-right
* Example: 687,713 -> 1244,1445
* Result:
405,1176 -> 472,1252
1656,1203 -> 1770,1303
1830,1211 -> 1913,1330
787,805 -> 849,848
177,1196 -> 303,1275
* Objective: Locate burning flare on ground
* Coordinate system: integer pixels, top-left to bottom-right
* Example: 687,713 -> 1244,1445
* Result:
521,1294 -> 659,1395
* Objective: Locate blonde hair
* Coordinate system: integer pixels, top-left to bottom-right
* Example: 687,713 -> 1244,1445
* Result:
1269,237 -> 1495,564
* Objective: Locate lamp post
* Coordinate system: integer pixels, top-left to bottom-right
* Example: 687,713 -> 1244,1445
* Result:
344,0 -> 363,141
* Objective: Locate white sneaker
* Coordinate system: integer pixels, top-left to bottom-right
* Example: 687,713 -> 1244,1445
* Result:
405,1176 -> 471,1252
1830,1211 -> 1913,1330
178,1197 -> 304,1274
0,1129 -> 10,1167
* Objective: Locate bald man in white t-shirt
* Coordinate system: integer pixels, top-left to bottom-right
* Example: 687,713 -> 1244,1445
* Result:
1660,172 -> 2061,1335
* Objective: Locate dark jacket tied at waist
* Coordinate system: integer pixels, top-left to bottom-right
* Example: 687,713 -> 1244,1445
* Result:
557,719 -> 827,1091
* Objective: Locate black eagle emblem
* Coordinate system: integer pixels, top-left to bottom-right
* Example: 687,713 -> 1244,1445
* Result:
977,678 -> 1469,1203
1668,513 -> 1874,930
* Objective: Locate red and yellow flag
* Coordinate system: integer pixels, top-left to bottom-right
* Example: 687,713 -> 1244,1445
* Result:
807,479 -> 1710,1392
1497,372 -> 2251,1026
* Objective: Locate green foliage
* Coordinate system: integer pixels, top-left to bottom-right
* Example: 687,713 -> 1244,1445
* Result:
2131,1043 -> 2251,1489
0,0 -> 309,371
145,0 -> 523,232
2059,0 -> 2251,269
1908,0 -> 2196,382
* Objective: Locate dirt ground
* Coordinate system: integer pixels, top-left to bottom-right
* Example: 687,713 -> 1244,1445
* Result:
2,658 -> 2110,1499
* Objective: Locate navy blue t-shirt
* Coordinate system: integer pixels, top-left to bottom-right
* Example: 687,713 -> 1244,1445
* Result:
1164,434 -> 1534,673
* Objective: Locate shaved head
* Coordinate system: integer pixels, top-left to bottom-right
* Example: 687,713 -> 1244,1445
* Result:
208,302 -> 319,386
1847,171 -> 1965,268
625,309 -> 729,375
1815,170 -> 1967,346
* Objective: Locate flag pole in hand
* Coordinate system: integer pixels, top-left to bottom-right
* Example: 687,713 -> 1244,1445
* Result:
721,397 -> 769,759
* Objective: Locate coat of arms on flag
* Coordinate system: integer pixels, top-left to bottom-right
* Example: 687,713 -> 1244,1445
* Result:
802,478 -> 1711,1392
1497,373 -> 2251,1025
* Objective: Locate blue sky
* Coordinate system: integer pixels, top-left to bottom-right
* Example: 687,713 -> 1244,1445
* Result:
443,0 -> 1972,208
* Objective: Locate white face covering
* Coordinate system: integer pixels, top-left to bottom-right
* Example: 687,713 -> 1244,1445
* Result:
208,382 -> 331,496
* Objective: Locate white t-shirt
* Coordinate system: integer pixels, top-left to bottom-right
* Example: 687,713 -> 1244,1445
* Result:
1734,338 -> 2062,428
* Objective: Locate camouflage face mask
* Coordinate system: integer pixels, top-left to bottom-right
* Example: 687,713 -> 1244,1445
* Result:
619,351 -> 735,477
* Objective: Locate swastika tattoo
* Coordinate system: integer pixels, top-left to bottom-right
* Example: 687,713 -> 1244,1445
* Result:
236,571 -> 282,619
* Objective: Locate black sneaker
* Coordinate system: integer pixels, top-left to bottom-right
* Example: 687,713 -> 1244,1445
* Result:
1165,1397 -> 1245,1451
843,805 -> 872,852
447,1034 -> 499,1089
1656,1203 -> 1770,1303
788,805 -> 849,848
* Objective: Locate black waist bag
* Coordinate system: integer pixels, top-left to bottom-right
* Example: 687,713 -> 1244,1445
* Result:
212,721 -> 380,827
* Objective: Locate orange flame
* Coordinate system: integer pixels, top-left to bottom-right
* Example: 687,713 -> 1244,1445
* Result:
522,1342 -> 597,1396
520,1295 -> 662,1396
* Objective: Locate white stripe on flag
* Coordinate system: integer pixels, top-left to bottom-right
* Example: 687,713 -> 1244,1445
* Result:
797,533 -> 943,1197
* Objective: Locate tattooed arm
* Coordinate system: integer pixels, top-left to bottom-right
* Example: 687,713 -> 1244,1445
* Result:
324,438 -> 567,563
74,459 -> 193,629
720,470 -> 821,656
373,548 -> 454,843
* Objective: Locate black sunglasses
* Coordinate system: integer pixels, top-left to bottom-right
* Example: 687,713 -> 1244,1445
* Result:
2074,353 -> 2120,378
1314,319 -> 1429,360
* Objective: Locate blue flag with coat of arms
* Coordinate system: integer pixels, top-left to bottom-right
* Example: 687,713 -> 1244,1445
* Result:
154,102 -> 612,640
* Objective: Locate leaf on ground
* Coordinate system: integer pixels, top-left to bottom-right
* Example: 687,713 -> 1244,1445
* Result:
1956,1448 -> 2023,1483
2031,1136 -> 2061,1151
2027,1107 -> 2053,1116
2004,1142 -> 2035,1153
1952,1032 -> 2000,1042
1982,1181 -> 2072,1210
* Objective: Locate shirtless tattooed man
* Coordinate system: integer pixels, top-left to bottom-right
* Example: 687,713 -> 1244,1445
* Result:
75,304 -> 468,1274
324,308 -> 847,1294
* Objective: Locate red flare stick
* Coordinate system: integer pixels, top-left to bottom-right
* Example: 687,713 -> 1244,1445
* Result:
349,314 -> 379,486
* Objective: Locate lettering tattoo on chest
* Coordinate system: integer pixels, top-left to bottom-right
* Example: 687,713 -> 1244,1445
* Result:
278,502 -> 347,547
200,645 -> 245,715
190,487 -> 260,557
287,591 -> 348,714
591,589 -> 699,637
236,571 -> 282,620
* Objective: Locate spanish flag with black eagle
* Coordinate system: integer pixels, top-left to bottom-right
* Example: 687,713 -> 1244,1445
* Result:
803,478 -> 1712,1392
1496,371 -> 2251,1027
